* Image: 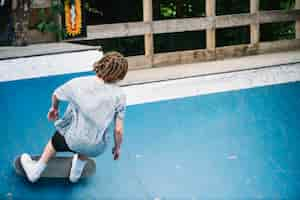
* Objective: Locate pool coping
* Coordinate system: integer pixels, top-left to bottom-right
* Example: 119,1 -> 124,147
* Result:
121,50 -> 300,86
0,42 -> 100,60
124,62 -> 300,105
119,50 -> 300,105
1,49 -> 300,84
0,49 -> 102,82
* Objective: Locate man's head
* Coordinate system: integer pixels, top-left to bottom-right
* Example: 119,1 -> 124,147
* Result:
93,51 -> 128,83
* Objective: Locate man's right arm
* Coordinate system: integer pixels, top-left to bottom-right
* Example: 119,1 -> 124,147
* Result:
112,118 -> 123,160
48,94 -> 59,121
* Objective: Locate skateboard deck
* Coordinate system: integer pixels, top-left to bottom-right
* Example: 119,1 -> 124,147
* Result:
14,155 -> 96,178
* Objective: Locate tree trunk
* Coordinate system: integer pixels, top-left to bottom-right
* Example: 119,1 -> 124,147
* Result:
12,0 -> 31,46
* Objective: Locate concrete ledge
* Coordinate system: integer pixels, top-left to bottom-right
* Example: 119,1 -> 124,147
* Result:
0,43 -> 100,60
124,63 -> 300,105
121,50 -> 300,86
0,48 -> 299,86
0,50 -> 102,82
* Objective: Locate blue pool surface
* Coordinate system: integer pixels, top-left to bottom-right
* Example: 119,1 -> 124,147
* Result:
1,73 -> 300,199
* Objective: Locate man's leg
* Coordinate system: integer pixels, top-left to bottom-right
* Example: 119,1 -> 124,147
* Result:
39,140 -> 56,164
21,139 -> 55,183
69,154 -> 88,183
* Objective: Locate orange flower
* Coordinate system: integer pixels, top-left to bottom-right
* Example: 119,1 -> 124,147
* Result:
64,0 -> 82,36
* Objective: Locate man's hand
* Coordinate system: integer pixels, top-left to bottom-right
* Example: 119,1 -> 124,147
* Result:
112,146 -> 121,160
48,94 -> 60,121
47,107 -> 59,121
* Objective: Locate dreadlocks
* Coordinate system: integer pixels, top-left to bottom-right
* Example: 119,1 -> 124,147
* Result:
93,52 -> 128,83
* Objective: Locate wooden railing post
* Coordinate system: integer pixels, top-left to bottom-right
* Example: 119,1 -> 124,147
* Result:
206,0 -> 216,50
250,0 -> 259,45
296,0 -> 300,39
143,0 -> 154,66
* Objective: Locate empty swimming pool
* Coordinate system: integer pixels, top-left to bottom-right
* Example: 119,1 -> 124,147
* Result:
1,61 -> 300,199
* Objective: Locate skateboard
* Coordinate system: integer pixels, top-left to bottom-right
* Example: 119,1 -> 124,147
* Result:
14,155 -> 96,179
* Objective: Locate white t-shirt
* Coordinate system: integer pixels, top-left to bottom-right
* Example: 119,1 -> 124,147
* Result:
53,76 -> 126,157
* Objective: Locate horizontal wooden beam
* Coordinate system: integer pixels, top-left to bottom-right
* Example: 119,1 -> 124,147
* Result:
215,44 -> 258,59
153,17 -> 214,34
127,39 -> 300,69
127,55 -> 150,70
78,9 -> 300,41
31,0 -> 51,8
259,9 -> 300,24
153,49 -> 215,66
258,39 -> 300,53
86,22 -> 151,40
216,13 -> 256,28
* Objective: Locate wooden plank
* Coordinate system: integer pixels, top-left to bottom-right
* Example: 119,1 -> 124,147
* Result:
31,0 -> 51,8
250,0 -> 260,44
144,33 -> 154,55
206,0 -> 216,17
153,17 -> 213,34
216,13 -> 256,28
128,40 -> 300,69
259,10 -> 300,24
86,22 -> 151,39
216,44 -> 258,60
143,0 -> 152,22
206,0 -> 216,50
250,0 -> 259,13
143,0 -> 154,65
153,10 -> 300,33
215,10 -> 300,29
258,39 -> 300,54
85,18 -> 212,40
206,29 -> 216,50
153,49 -> 215,67
151,45 -> 258,67
296,0 -> 300,39
78,10 -> 300,40
296,25 -> 300,39
127,55 -> 149,70
250,23 -> 260,44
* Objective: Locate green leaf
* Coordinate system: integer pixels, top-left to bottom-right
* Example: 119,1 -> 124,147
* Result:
37,22 -> 46,32
46,21 -> 58,33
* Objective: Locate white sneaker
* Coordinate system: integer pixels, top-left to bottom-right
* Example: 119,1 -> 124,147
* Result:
20,153 -> 44,183
69,154 -> 87,183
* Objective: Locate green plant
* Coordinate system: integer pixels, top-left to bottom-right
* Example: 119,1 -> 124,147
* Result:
35,0 -> 66,40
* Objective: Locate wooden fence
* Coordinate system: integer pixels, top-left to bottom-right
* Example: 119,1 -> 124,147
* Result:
32,0 -> 300,69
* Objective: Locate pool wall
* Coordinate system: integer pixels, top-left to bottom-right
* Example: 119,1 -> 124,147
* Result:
1,51 -> 300,199
0,50 -> 102,82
